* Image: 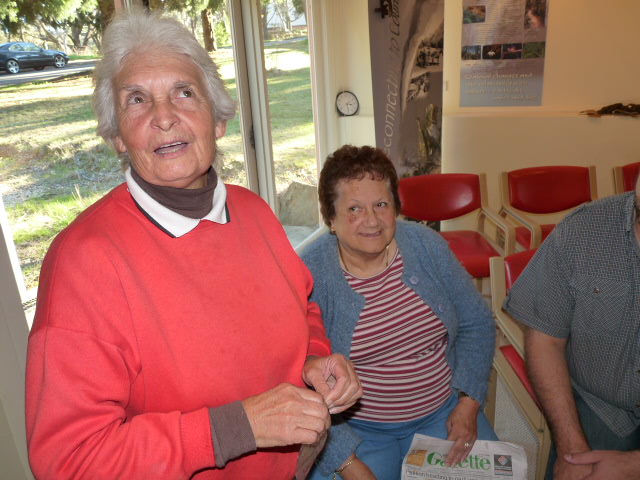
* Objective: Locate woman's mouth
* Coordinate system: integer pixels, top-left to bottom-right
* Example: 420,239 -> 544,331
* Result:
154,141 -> 188,155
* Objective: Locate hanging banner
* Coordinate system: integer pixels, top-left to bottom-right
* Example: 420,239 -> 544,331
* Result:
369,0 -> 444,177
460,0 -> 549,107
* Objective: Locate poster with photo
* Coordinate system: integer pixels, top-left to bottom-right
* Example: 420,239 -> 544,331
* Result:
368,0 -> 444,178
460,0 -> 549,107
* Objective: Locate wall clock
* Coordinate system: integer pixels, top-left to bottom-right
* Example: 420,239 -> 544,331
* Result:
335,90 -> 359,116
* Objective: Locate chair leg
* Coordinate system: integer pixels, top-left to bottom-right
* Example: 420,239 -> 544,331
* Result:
484,366 -> 498,427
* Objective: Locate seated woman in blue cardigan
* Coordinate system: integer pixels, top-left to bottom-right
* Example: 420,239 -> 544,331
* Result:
302,145 -> 498,480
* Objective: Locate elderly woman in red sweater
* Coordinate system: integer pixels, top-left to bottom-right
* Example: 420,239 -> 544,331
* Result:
25,9 -> 361,480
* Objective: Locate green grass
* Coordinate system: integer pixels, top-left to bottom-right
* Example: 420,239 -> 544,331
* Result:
68,54 -> 100,60
8,189 -> 105,287
0,38 -> 316,291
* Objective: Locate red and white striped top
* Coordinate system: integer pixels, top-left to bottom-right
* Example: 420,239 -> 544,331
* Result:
345,250 -> 452,422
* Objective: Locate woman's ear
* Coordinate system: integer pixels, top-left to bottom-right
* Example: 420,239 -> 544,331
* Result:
215,121 -> 227,139
113,136 -> 127,153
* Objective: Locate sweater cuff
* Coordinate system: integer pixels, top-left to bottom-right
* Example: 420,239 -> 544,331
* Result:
209,401 -> 257,467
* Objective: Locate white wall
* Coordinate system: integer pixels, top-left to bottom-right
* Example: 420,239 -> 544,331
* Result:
307,0 -> 375,166
0,197 -> 33,479
317,0 -> 640,216
442,0 -> 640,215
320,0 -> 640,208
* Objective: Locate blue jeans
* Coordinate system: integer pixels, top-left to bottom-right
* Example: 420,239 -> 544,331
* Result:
545,389 -> 640,479
309,394 -> 498,480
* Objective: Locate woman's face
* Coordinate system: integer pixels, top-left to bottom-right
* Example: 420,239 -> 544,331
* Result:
330,176 -> 397,260
112,52 -> 226,189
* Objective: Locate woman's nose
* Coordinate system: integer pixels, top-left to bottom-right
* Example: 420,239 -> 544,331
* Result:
151,100 -> 179,131
363,208 -> 380,226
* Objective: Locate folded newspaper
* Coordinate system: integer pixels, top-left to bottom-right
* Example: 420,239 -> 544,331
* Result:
402,434 -> 527,480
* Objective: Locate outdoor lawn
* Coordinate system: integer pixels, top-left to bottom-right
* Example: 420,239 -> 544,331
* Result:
0,38 -> 316,292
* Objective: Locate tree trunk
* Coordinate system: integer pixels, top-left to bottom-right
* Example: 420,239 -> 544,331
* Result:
201,9 -> 215,52
222,3 -> 231,43
261,3 -> 270,41
68,23 -> 83,50
274,1 -> 292,33
35,19 -> 64,47
97,0 -> 115,34
82,24 -> 93,48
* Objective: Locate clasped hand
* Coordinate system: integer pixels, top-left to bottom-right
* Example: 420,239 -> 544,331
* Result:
242,354 -> 362,449
303,354 -> 362,414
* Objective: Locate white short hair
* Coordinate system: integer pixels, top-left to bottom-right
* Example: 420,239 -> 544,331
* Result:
93,8 -> 236,148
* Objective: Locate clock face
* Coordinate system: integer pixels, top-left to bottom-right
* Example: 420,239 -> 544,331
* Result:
336,90 -> 359,116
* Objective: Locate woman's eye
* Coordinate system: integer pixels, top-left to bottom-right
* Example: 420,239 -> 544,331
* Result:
178,89 -> 193,98
376,201 -> 389,208
348,206 -> 361,213
127,94 -> 145,105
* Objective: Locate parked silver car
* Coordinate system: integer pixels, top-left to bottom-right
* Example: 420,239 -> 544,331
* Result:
0,42 -> 68,74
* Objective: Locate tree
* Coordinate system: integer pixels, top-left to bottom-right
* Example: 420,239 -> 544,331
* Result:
201,0 -> 225,51
0,1 -> 18,24
0,1 -> 20,38
272,0 -> 292,33
0,0 -> 102,50
291,0 -> 305,16
263,0 -> 305,38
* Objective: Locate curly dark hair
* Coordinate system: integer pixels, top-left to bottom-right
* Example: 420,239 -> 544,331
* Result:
318,145 -> 401,227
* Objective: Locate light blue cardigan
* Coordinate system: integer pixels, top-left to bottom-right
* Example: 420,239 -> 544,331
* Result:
301,220 -> 495,475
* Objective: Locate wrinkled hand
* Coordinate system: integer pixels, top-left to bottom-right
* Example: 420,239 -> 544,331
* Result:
242,383 -> 330,448
303,354 -> 362,414
445,396 -> 479,466
564,450 -> 640,480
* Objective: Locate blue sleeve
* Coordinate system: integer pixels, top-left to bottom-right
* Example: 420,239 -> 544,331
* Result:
313,417 -> 361,476
423,230 -> 496,404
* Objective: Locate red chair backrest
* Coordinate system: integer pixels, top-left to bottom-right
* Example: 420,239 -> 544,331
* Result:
398,173 -> 482,222
500,344 -> 540,405
504,249 -> 537,290
621,162 -> 640,192
507,166 -> 593,213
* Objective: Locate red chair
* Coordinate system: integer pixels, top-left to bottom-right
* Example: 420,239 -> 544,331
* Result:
613,162 -> 640,193
490,249 -> 537,358
500,166 -> 597,250
399,173 -> 514,283
487,250 -> 551,480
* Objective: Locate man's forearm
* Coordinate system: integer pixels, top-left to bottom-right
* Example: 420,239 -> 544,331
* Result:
525,328 -> 590,455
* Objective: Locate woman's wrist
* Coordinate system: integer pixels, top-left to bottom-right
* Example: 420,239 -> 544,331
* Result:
333,454 -> 356,479
457,393 -> 481,413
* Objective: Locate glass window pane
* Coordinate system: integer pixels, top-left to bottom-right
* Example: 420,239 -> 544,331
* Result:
260,1 -> 319,246
209,3 -> 247,188
0,6 -> 249,299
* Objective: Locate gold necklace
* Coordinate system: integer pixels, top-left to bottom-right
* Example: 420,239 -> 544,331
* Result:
338,243 -> 391,275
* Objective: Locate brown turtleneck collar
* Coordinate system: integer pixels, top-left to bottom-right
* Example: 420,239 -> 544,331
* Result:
130,167 -> 218,219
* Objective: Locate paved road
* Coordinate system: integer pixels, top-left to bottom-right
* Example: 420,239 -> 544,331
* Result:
0,59 -> 95,87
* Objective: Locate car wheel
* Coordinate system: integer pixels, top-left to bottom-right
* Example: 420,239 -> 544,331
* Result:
54,55 -> 66,68
34,66 -> 45,71
6,59 -> 19,74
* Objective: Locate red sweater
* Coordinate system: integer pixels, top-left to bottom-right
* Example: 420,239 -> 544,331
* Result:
26,183 -> 330,480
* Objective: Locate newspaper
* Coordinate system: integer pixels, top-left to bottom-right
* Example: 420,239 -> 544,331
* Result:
402,434 -> 527,480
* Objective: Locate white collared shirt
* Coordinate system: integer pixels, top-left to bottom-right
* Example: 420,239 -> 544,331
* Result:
125,168 -> 228,238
